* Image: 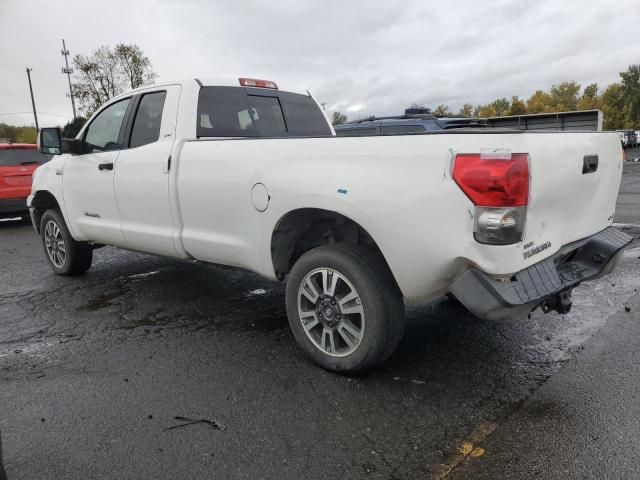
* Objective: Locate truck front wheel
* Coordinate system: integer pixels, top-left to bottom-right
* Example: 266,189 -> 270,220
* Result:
285,244 -> 405,374
40,209 -> 93,275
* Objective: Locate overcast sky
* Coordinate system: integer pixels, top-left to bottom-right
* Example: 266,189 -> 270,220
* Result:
1,0 -> 638,126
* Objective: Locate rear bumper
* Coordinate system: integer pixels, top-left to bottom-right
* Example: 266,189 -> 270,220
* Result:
449,227 -> 633,321
0,197 -> 28,217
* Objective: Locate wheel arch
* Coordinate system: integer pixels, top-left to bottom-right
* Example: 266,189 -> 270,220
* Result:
270,207 -> 400,292
30,190 -> 62,233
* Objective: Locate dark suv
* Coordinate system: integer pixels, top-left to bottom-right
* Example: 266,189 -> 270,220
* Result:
334,107 -> 487,136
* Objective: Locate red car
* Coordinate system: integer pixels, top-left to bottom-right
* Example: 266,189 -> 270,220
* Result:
0,143 -> 52,220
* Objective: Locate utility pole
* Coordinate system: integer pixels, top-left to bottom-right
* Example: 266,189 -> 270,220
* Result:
61,39 -> 77,119
26,67 -> 39,131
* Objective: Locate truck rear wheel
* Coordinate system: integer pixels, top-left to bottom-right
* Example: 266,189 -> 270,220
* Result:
285,244 -> 405,374
40,209 -> 93,275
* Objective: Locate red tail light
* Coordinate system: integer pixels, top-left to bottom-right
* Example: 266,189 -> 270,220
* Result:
239,77 -> 278,89
453,153 -> 529,207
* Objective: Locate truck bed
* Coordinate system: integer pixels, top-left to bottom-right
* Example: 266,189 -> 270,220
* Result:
176,130 -> 623,301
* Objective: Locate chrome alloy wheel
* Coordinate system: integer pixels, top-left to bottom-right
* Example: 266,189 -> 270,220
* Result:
44,219 -> 66,268
297,268 -> 365,357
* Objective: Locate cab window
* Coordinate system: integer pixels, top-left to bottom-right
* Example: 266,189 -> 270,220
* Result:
130,92 -> 167,148
196,86 -> 331,138
83,98 -> 131,153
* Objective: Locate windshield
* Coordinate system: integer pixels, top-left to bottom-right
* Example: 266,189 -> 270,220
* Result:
0,149 -> 52,167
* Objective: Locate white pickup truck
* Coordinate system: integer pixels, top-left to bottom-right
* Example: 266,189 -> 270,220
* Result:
31,77 -> 631,373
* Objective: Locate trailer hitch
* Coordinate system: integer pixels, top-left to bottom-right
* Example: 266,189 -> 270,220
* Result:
541,289 -> 573,315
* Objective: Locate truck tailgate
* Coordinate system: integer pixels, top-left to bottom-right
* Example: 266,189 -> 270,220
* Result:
522,132 -> 623,258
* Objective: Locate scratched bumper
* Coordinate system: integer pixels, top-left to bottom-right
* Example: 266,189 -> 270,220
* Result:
449,227 -> 633,321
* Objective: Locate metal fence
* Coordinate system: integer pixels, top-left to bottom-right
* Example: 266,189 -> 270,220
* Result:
487,109 -> 602,131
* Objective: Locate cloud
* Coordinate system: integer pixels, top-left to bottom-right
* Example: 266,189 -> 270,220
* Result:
0,0 -> 636,126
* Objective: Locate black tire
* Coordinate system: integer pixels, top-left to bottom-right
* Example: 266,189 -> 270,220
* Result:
285,244 -> 404,374
445,293 -> 462,305
40,209 -> 93,275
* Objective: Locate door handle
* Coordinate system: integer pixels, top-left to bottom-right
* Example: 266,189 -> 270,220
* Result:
98,162 -> 114,171
582,155 -> 598,174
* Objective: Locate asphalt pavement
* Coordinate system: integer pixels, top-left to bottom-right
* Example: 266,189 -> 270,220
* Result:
0,163 -> 639,480
450,291 -> 640,480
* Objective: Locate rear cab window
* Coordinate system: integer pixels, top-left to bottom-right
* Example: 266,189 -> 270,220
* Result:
196,86 -> 331,138
0,148 -> 52,166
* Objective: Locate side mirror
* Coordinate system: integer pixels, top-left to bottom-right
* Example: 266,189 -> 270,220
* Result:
38,127 -> 84,155
39,127 -> 62,155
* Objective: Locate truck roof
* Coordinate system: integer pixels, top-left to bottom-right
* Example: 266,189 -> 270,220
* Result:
118,78 -> 310,99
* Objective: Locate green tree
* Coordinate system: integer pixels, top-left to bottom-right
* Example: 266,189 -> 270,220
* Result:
433,104 -> 450,116
72,44 -> 157,116
526,90 -> 554,113
331,111 -> 347,125
457,103 -> 474,117
620,64 -> 640,128
601,83 -> 625,130
577,83 -> 601,110
490,97 -> 511,116
0,123 -> 18,142
550,81 -> 580,111
476,104 -> 497,118
508,96 -> 527,115
0,124 -> 41,143
16,127 -> 37,143
62,117 -> 87,138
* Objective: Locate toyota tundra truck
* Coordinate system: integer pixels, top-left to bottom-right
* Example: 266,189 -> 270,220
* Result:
30,77 -> 631,373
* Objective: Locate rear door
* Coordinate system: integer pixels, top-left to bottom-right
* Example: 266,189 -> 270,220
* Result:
114,85 -> 181,256
63,97 -> 131,246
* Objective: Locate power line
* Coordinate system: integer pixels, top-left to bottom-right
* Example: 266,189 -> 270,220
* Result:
0,111 -> 72,118
37,111 -> 73,118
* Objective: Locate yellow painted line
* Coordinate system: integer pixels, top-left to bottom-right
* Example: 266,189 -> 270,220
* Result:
432,422 -> 496,480
470,447 -> 486,458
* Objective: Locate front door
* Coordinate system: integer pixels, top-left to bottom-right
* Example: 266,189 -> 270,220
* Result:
62,97 -> 131,247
